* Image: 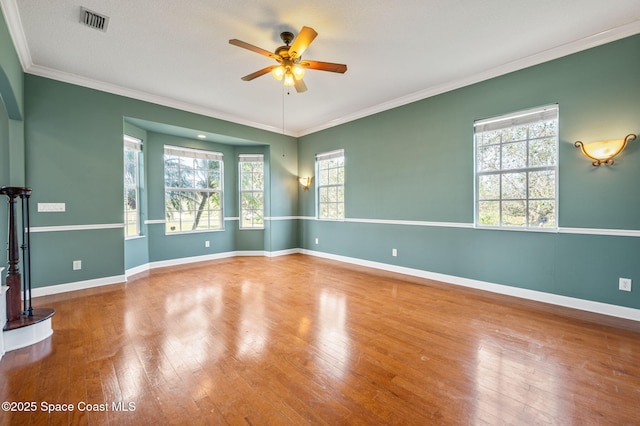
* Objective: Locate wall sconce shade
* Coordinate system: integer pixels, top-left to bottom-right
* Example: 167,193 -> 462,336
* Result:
574,133 -> 636,166
298,177 -> 312,190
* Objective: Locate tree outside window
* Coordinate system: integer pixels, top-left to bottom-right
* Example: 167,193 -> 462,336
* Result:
164,146 -> 223,233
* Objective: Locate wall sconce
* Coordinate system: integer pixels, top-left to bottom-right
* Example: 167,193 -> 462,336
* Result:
574,134 -> 636,166
298,177 -> 312,190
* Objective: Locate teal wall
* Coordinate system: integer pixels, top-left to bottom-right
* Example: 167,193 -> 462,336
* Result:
298,34 -> 640,310
0,8 -> 24,270
3,0 -> 640,315
24,75 -> 296,288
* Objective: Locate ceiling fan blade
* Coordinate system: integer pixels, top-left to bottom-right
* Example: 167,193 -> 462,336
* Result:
300,60 -> 347,73
288,26 -> 318,59
241,66 -> 278,81
294,78 -> 308,93
229,39 -> 279,59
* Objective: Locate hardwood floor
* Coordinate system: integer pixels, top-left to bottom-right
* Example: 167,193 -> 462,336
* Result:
1,254 -> 639,425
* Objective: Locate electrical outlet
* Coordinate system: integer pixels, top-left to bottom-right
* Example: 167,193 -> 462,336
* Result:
73,260 -> 82,270
315,238 -> 319,245
205,241 -> 210,248
392,248 -> 398,257
619,278 -> 632,292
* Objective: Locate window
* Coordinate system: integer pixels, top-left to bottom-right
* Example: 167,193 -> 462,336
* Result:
239,154 -> 264,229
474,105 -> 558,228
316,149 -> 345,220
164,146 -> 223,233
124,135 -> 142,238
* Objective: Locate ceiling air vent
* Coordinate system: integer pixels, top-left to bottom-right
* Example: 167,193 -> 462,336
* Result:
80,7 -> 109,32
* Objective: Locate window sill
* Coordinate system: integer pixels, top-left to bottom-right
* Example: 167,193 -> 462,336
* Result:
165,228 -> 225,236
474,225 -> 558,233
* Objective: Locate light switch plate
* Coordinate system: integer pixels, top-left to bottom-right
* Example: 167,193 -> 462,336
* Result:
38,203 -> 66,212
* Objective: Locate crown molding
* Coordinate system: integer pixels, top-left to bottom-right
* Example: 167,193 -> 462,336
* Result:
25,64 -> 298,137
296,19 -> 640,137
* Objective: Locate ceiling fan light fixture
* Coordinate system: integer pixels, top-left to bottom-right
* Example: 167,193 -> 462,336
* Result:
292,64 -> 305,80
283,70 -> 295,87
271,65 -> 285,80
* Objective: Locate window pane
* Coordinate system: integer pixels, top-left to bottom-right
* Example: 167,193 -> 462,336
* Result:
210,192 -> 221,209
502,126 -> 527,142
319,187 -> 329,203
502,200 -> 526,227
328,203 -> 337,219
501,141 -> 527,169
240,173 -> 252,191
529,120 -> 557,138
529,138 -> 556,167
253,172 -> 264,190
529,200 -> 555,228
478,174 -> 500,200
125,188 -> 136,210
478,146 -> 500,171
319,168 -> 329,185
179,168 -> 193,188
328,168 -> 338,185
501,173 -> 526,199
478,201 -> 500,226
529,170 -> 555,199
478,130 -> 501,146
124,162 -> 137,185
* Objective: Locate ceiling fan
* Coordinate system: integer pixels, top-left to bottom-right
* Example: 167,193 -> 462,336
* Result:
229,26 -> 347,93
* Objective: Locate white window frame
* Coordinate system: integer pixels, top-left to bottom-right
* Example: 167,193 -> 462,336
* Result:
316,149 -> 345,220
239,154 -> 265,230
124,135 -> 142,238
474,104 -> 559,230
163,145 -> 224,234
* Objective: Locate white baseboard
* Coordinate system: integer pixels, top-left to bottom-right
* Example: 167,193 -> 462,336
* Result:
266,248 -> 301,257
31,248 -> 639,323
300,249 -> 640,322
147,251 -> 239,270
138,249 -> 300,273
31,275 -> 126,298
125,263 -> 150,278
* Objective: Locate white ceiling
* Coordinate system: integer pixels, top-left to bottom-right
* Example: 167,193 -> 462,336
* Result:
2,0 -> 640,137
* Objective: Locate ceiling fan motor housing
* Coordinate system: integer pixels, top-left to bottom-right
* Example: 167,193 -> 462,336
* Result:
280,31 -> 294,45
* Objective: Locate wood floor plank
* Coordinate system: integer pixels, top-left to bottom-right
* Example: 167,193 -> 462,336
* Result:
1,254 -> 639,424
